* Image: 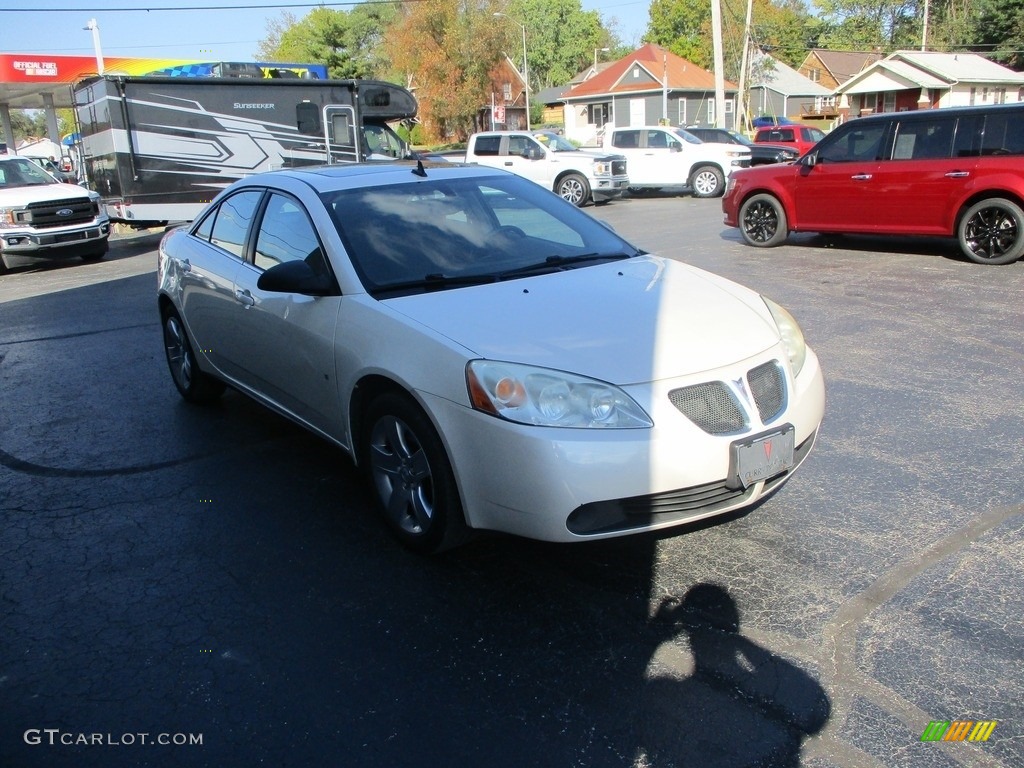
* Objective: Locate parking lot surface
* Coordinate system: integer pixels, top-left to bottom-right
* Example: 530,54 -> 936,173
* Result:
1,198 -> 1022,767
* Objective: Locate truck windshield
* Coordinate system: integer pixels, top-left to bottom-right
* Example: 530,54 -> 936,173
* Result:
532,132 -> 578,152
361,124 -> 408,160
0,159 -> 55,188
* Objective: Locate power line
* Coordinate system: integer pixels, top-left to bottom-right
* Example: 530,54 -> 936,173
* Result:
0,1 -> 399,10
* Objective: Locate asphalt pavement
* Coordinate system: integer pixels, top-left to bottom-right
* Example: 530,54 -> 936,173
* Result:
1,199 -> 1021,768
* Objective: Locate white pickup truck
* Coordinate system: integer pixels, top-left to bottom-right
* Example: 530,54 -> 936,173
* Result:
464,130 -> 628,206
0,155 -> 110,272
602,125 -> 751,198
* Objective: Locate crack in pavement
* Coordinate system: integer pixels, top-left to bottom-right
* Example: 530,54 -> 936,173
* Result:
815,502 -> 1023,768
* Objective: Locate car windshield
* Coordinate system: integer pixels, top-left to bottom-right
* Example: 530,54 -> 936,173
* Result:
532,132 -> 578,152
323,174 -> 641,297
728,131 -> 754,146
806,128 -> 827,142
0,158 -> 56,188
673,129 -> 703,145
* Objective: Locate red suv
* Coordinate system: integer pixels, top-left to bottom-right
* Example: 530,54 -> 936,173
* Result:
723,103 -> 1024,265
753,125 -> 825,157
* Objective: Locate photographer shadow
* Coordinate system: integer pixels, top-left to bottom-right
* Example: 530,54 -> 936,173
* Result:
637,583 -> 830,767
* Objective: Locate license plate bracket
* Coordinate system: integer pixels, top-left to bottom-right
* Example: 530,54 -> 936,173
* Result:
728,425 -> 796,489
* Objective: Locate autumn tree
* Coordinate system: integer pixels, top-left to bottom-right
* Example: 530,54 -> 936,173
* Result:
386,0 -> 510,141
257,5 -> 396,79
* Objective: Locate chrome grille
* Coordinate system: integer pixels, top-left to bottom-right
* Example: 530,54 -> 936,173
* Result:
669,382 -> 745,434
748,361 -> 785,423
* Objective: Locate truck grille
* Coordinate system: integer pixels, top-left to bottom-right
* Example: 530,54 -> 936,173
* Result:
611,159 -> 627,176
669,360 -> 787,434
16,197 -> 99,229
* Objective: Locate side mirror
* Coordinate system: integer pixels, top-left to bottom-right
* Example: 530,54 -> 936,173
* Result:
525,146 -> 543,160
803,152 -> 818,168
257,259 -> 336,296
669,144 -> 682,153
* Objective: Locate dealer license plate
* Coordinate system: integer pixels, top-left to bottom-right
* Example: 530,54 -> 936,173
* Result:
729,426 -> 795,489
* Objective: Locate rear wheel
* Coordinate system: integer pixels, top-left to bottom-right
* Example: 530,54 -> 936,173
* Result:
958,198 -> 1024,265
162,307 -> 225,403
362,393 -> 468,554
739,193 -> 788,247
690,165 -> 725,198
556,173 -> 590,207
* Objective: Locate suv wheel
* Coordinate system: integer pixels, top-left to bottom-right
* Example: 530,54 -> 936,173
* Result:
958,198 -> 1024,265
739,194 -> 788,247
690,166 -> 725,198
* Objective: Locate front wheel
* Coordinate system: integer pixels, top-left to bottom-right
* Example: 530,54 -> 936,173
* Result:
739,194 -> 788,247
690,166 -> 726,198
162,307 -> 225,404
362,393 -> 468,553
556,173 -> 590,207
958,198 -> 1024,265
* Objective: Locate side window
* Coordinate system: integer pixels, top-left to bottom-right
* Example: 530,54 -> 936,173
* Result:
953,115 -> 984,157
192,210 -> 215,242
296,102 -> 320,135
253,193 -> 329,276
611,130 -> 640,149
646,130 -> 668,149
891,118 -> 956,160
209,190 -> 262,258
507,135 -> 533,156
818,124 -> 887,163
472,136 -> 501,156
979,113 -> 1024,155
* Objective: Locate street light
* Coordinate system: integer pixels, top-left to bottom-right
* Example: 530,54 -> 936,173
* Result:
594,47 -> 610,70
84,18 -> 105,74
494,13 -> 530,129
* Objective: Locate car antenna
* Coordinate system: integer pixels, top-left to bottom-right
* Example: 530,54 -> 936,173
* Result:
412,159 -> 427,178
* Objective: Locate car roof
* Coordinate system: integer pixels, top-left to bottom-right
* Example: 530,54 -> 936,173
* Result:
230,160 -> 509,192
845,102 -> 1023,125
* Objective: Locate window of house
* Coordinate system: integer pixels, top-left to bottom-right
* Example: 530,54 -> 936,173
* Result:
503,82 -> 512,101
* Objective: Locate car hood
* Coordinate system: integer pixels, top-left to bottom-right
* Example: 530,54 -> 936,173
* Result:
0,181 -> 91,204
384,256 -> 780,385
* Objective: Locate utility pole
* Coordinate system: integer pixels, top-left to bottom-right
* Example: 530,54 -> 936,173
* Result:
711,0 -> 726,127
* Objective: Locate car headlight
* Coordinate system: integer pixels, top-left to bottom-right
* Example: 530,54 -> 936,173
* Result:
725,150 -> 747,158
0,207 -> 15,229
763,297 -> 807,377
593,161 -> 611,176
466,361 -> 652,428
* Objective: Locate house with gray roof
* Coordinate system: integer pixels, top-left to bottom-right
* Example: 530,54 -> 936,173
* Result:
836,50 -> 1024,117
747,51 -> 833,124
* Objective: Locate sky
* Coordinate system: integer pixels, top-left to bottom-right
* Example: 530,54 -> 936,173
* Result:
0,0 -> 653,65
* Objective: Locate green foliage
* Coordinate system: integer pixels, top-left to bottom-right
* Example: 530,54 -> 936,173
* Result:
971,0 -> 1024,68
396,122 -> 429,145
257,5 -> 396,79
813,0 -> 923,50
505,0 -> 609,89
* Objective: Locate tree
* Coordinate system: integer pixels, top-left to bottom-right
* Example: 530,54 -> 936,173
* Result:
970,0 -> 1024,68
385,0 -> 510,141
505,0 -> 609,90
813,0 -> 922,50
257,6 -> 396,79
645,0 -> 818,77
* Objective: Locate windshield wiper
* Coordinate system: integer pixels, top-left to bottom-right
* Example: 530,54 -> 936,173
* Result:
497,252 -> 636,279
372,272 -> 498,296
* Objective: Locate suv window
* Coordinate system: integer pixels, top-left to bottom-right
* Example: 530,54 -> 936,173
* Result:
891,118 -> 956,160
955,113 -> 1024,157
818,123 -> 887,163
611,130 -> 640,149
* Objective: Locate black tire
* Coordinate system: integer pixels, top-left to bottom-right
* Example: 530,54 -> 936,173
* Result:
690,165 -> 726,198
161,307 -> 225,404
957,198 -> 1024,265
739,193 -> 788,247
556,173 -> 590,207
362,392 -> 469,554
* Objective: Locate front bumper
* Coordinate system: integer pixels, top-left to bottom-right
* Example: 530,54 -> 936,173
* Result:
0,223 -> 110,258
423,347 -> 825,543
592,177 -> 630,202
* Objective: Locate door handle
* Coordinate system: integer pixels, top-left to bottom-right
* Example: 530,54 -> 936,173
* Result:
851,174 -> 872,181
234,288 -> 255,308
504,161 -> 513,166
945,171 -> 970,178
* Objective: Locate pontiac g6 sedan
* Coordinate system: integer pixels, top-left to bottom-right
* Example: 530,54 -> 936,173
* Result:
158,163 -> 825,553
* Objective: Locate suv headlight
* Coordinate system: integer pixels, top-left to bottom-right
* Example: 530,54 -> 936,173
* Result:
763,297 -> 807,377
0,208 -> 15,229
593,160 -> 612,176
466,361 -> 652,428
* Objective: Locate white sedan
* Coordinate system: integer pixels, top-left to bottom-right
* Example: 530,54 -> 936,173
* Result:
158,162 -> 825,553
